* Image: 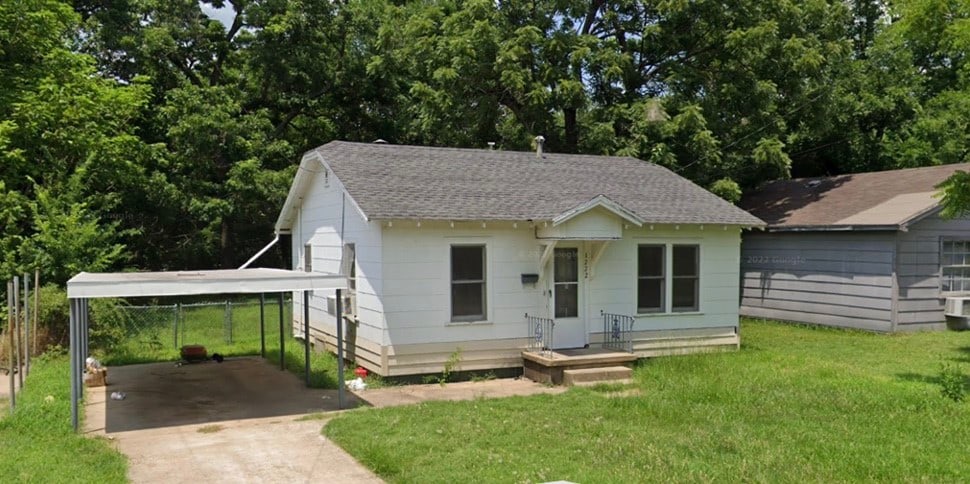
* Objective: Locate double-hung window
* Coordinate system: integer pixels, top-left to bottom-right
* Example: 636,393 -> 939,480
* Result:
637,244 -> 700,313
451,245 -> 486,321
942,240 -> 970,293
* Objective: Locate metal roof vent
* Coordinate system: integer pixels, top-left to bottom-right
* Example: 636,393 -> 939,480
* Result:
373,139 -> 388,144
535,135 -> 545,158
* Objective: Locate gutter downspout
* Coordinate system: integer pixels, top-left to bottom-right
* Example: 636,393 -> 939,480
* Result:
239,234 -> 280,269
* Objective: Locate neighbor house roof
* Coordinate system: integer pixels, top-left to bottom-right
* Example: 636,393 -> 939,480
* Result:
275,141 -> 763,231
741,163 -> 970,231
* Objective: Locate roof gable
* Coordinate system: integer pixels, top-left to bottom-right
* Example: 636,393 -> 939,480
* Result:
276,141 -> 764,231
552,195 -> 644,227
741,163 -> 970,229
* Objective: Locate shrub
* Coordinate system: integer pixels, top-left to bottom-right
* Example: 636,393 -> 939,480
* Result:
89,298 -> 131,350
36,284 -> 70,346
939,362 -> 965,402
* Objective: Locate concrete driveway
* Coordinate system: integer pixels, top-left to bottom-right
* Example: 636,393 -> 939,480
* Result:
84,357 -> 381,483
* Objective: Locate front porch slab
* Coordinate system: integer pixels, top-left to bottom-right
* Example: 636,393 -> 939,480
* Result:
522,348 -> 638,385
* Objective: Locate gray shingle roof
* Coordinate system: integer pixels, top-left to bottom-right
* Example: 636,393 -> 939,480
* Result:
311,141 -> 764,226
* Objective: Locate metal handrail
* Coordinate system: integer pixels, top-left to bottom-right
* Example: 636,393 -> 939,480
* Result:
525,313 -> 555,356
601,311 -> 635,353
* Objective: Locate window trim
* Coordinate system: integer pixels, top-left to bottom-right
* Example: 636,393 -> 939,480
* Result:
635,242 -> 701,315
450,244 -> 487,322
637,244 -> 666,313
941,238 -> 970,294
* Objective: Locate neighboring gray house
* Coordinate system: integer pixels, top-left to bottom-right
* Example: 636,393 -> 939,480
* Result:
740,163 -> 970,332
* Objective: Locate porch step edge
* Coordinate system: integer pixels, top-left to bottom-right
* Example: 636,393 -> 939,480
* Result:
562,366 -> 633,386
569,378 -> 635,388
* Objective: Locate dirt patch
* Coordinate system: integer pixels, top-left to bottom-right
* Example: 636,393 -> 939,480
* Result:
196,424 -> 224,434
352,377 -> 566,408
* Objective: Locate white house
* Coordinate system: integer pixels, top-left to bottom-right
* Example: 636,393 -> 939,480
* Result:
274,141 -> 764,376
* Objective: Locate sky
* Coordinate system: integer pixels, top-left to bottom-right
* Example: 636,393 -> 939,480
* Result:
200,2 -> 235,29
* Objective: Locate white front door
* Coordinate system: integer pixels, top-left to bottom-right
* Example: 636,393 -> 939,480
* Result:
550,247 -> 586,349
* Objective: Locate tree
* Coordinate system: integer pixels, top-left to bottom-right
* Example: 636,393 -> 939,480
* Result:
0,0 -> 151,281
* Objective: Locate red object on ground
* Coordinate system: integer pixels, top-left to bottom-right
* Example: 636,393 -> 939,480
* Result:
180,345 -> 207,362
354,367 -> 368,378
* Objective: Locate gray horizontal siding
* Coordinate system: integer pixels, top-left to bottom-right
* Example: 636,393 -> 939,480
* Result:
741,232 -> 894,331
893,212 -> 970,327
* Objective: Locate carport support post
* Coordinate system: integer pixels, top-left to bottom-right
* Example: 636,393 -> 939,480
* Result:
303,290 -> 310,387
278,293 -> 285,371
259,293 -> 266,358
69,298 -> 78,430
336,289 -> 345,409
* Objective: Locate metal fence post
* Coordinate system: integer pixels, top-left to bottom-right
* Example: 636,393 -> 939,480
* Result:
13,276 -> 21,389
23,273 -> 29,376
7,281 -> 16,412
278,293 -> 285,371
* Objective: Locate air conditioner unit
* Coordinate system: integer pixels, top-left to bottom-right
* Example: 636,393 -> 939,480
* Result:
944,297 -> 970,330
325,293 -> 356,318
325,295 -> 337,316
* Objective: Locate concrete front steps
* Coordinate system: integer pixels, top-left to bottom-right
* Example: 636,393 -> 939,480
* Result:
522,347 -> 637,386
562,366 -> 634,387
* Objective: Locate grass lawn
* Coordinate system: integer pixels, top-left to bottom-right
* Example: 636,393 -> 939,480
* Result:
0,356 -> 127,482
325,320 -> 970,483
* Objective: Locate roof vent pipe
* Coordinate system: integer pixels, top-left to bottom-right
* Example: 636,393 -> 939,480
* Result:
535,135 -> 545,158
487,141 -> 496,150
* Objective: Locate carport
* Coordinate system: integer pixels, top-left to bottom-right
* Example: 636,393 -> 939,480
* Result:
65,268 -> 347,431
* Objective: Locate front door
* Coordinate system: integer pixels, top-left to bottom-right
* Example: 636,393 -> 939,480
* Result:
551,247 -> 586,349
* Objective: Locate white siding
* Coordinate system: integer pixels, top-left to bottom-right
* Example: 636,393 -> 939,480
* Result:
596,225 -> 743,333
740,231 -> 895,331
292,168 -> 385,346
380,222 -> 543,347
381,221 -> 742,349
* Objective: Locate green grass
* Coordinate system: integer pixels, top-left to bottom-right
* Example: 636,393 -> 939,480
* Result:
325,320 -> 970,483
0,356 -> 127,482
101,301 -> 281,365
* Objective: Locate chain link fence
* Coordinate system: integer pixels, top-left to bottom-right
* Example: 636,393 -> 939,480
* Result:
99,297 -> 291,363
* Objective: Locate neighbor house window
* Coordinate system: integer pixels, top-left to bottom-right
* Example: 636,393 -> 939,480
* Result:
637,245 -> 665,313
672,245 -> 699,311
942,240 -> 970,292
451,245 -> 486,321
304,244 -> 312,272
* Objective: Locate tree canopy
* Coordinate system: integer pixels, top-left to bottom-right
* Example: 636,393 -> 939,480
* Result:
1,0 -> 968,282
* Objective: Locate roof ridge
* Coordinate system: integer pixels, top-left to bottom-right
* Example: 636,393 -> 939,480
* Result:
317,140 -> 643,162
782,162 -> 970,183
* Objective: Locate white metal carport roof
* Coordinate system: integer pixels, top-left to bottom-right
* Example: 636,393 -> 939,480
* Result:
66,268 -> 348,431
